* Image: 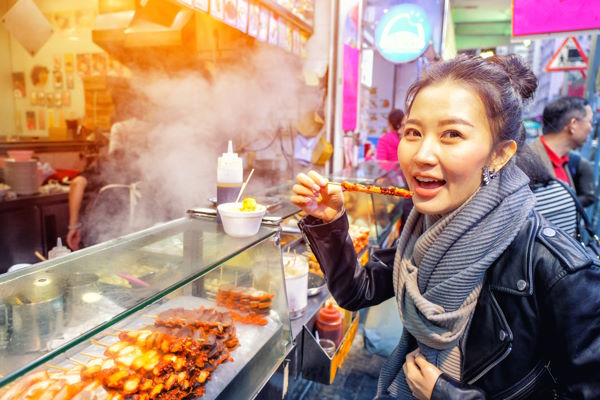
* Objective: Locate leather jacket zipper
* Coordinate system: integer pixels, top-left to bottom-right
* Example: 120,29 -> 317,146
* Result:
467,343 -> 512,385
503,361 -> 550,400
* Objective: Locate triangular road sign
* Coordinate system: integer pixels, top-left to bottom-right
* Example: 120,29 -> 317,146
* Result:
546,37 -> 588,72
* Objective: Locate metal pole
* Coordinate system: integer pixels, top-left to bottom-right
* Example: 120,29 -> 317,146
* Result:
325,0 -> 340,176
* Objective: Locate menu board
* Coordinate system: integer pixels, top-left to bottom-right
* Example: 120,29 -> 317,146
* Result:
194,0 -> 209,11
237,0 -> 248,32
224,0 -> 238,26
258,6 -> 269,42
248,1 -> 259,37
268,12 -> 278,45
210,0 -> 224,20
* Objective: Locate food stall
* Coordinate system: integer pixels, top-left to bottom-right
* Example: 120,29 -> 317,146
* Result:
0,213 -> 293,399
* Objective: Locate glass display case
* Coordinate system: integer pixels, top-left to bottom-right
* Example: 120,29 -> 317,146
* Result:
0,215 -> 292,399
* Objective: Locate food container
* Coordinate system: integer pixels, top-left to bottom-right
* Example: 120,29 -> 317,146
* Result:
6,150 -> 33,161
217,202 -> 266,237
282,254 -> 308,320
4,159 -> 39,195
7,274 -> 65,352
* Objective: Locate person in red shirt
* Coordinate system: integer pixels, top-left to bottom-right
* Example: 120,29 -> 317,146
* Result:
529,96 -> 596,206
376,108 -> 405,171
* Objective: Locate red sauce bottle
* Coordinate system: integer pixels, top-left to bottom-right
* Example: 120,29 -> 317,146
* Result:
316,303 -> 344,347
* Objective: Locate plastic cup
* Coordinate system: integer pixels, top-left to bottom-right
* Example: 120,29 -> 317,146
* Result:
318,338 -> 336,357
283,254 -> 308,320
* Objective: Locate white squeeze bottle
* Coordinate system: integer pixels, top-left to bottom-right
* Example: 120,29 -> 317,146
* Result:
217,140 -> 243,209
48,237 -> 71,259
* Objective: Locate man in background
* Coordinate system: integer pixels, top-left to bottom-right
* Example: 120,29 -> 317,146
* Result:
529,96 -> 596,207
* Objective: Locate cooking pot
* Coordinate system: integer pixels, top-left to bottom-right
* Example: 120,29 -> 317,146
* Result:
6,274 -> 65,353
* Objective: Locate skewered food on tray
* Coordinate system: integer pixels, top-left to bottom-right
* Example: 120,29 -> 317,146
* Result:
216,285 -> 274,326
0,306 -> 241,400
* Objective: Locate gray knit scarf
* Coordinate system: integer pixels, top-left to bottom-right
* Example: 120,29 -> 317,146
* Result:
376,161 -> 536,399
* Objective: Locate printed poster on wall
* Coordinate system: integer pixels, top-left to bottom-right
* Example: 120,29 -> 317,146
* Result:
258,6 -> 268,42
92,53 -> 107,76
248,1 -> 259,37
76,54 -> 91,77
193,0 -> 209,12
211,0 -> 224,20
224,0 -> 237,27
37,109 -> 46,130
12,72 -> 26,98
26,111 -> 36,130
268,12 -> 278,45
237,0 -> 248,33
64,53 -> 74,73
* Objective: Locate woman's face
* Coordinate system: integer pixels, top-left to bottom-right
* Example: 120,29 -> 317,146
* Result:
398,80 -> 497,215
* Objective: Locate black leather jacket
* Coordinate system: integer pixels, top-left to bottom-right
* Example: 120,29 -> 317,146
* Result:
299,211 -> 600,399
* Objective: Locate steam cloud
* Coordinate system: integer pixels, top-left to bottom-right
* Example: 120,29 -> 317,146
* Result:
87,47 -> 320,242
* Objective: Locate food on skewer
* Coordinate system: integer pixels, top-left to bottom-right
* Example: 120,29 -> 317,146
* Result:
216,285 -> 274,325
338,181 -> 413,198
1,307 -> 241,400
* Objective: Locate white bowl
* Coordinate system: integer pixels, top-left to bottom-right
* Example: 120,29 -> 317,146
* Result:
217,202 -> 267,237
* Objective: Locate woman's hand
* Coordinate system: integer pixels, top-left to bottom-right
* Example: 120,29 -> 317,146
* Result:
290,171 -> 344,223
403,349 -> 443,400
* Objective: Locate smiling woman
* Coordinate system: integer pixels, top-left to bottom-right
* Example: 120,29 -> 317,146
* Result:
292,54 -> 600,400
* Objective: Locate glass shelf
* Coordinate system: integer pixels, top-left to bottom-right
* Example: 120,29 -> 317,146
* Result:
0,215 -> 292,399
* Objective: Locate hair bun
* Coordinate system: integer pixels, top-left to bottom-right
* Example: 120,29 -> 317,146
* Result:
489,55 -> 538,102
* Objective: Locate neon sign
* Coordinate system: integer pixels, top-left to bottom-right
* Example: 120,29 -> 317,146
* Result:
375,4 -> 432,64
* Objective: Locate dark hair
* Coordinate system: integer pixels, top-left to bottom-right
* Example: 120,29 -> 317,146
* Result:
405,54 -> 537,147
388,109 -> 405,131
542,96 -> 589,135
515,143 -> 553,188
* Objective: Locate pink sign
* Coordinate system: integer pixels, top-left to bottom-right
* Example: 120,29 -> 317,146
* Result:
342,44 -> 359,131
513,0 -> 600,36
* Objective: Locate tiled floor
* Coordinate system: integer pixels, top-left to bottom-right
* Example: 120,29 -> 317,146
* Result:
287,331 -> 387,400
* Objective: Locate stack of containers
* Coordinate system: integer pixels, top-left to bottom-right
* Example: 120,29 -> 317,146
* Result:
4,150 -> 39,195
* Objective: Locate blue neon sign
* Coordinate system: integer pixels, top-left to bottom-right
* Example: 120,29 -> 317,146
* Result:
375,4 -> 432,64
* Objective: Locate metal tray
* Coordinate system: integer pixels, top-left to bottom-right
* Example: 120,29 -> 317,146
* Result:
307,272 -> 326,297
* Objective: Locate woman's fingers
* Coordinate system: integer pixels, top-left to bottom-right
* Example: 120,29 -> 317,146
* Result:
296,172 -> 321,191
292,183 -> 317,198
307,170 -> 328,187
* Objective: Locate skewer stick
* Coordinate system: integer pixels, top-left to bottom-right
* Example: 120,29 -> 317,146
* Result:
142,314 -> 158,319
90,339 -> 109,348
234,271 -> 238,287
104,332 -> 119,337
47,364 -> 70,372
286,246 -> 291,258
327,181 -> 342,186
69,358 -> 86,367
293,249 -> 297,268
81,352 -> 106,359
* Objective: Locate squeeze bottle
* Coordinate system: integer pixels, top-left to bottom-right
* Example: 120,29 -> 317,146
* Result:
316,303 -> 344,347
48,237 -> 72,259
217,140 -> 243,207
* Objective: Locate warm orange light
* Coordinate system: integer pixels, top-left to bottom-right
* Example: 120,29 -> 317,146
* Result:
98,0 -> 135,14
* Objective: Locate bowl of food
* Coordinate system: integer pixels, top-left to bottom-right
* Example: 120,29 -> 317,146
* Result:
217,198 -> 267,237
